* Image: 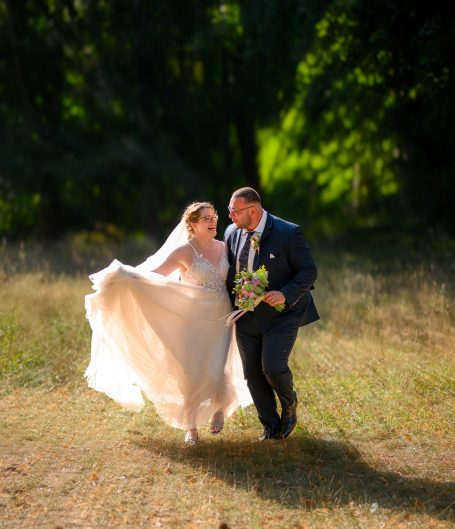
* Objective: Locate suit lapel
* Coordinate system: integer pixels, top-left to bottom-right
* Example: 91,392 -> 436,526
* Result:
225,224 -> 241,266
253,214 -> 273,269
260,214 -> 273,243
232,229 -> 242,263
253,246 -> 260,270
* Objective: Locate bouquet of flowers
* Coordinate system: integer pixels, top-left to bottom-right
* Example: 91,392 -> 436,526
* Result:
233,265 -> 285,312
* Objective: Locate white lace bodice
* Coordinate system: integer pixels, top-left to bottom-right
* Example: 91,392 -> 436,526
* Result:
182,244 -> 229,292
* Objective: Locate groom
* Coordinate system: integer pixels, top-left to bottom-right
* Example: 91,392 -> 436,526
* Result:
225,187 -> 319,440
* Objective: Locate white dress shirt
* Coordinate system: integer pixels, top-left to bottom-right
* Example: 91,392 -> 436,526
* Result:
236,210 -> 268,272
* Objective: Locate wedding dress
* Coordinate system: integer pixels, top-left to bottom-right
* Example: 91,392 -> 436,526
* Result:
85,221 -> 251,430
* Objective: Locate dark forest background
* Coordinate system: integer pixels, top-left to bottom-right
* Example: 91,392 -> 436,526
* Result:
1,0 -> 454,243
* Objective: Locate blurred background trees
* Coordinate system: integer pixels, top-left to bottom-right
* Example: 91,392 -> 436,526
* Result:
1,0 -> 453,241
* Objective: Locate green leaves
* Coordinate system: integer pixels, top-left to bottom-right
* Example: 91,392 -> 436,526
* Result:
1,0 -> 454,239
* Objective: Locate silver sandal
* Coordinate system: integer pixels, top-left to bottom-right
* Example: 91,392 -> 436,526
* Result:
184,430 -> 199,446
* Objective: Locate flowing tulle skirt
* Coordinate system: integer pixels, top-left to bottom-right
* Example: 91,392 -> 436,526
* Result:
85,260 -> 251,429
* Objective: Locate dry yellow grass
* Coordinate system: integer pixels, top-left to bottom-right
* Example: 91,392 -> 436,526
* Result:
0,245 -> 454,528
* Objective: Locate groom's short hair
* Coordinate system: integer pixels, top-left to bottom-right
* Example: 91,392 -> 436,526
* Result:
232,187 -> 261,204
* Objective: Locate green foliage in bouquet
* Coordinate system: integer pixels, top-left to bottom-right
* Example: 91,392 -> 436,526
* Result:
232,265 -> 285,312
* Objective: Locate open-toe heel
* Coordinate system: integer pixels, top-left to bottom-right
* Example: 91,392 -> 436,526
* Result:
210,412 -> 224,435
184,429 -> 199,446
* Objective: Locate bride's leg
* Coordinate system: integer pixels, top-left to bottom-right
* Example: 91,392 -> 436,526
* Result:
183,396 -> 200,445
209,371 -> 234,434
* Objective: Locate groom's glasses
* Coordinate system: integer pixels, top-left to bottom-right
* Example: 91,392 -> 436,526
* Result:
200,215 -> 218,223
227,205 -> 254,215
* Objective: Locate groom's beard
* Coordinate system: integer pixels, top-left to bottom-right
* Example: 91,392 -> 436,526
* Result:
234,215 -> 253,230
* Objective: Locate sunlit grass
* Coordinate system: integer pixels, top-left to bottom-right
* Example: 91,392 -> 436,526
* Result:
0,241 -> 454,528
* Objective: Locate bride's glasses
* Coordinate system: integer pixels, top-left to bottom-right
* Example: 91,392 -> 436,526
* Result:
200,215 -> 218,223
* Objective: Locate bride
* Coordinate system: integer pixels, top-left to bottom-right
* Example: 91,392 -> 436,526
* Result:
85,202 -> 251,445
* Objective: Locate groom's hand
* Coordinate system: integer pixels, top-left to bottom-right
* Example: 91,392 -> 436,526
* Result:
264,290 -> 286,307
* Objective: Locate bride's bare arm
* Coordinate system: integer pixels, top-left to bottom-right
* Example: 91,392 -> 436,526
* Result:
151,244 -> 193,276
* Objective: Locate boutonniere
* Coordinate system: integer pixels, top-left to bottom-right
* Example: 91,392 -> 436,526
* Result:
250,233 -> 261,253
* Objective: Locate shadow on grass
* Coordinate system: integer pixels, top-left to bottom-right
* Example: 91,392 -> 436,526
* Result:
133,434 -> 454,521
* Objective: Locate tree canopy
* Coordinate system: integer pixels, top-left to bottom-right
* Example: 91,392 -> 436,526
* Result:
1,0 -> 453,240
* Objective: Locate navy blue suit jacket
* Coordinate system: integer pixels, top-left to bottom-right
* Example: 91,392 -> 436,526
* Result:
225,213 -> 319,333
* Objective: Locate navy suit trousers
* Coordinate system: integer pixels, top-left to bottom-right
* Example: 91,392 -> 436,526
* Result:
236,312 -> 298,431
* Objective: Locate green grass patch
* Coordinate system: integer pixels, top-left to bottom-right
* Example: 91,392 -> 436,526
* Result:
0,243 -> 454,528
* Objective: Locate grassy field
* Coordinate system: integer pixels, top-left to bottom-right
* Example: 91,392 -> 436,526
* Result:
0,239 -> 454,529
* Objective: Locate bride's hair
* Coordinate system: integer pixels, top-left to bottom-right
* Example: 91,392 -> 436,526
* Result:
182,202 -> 216,235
